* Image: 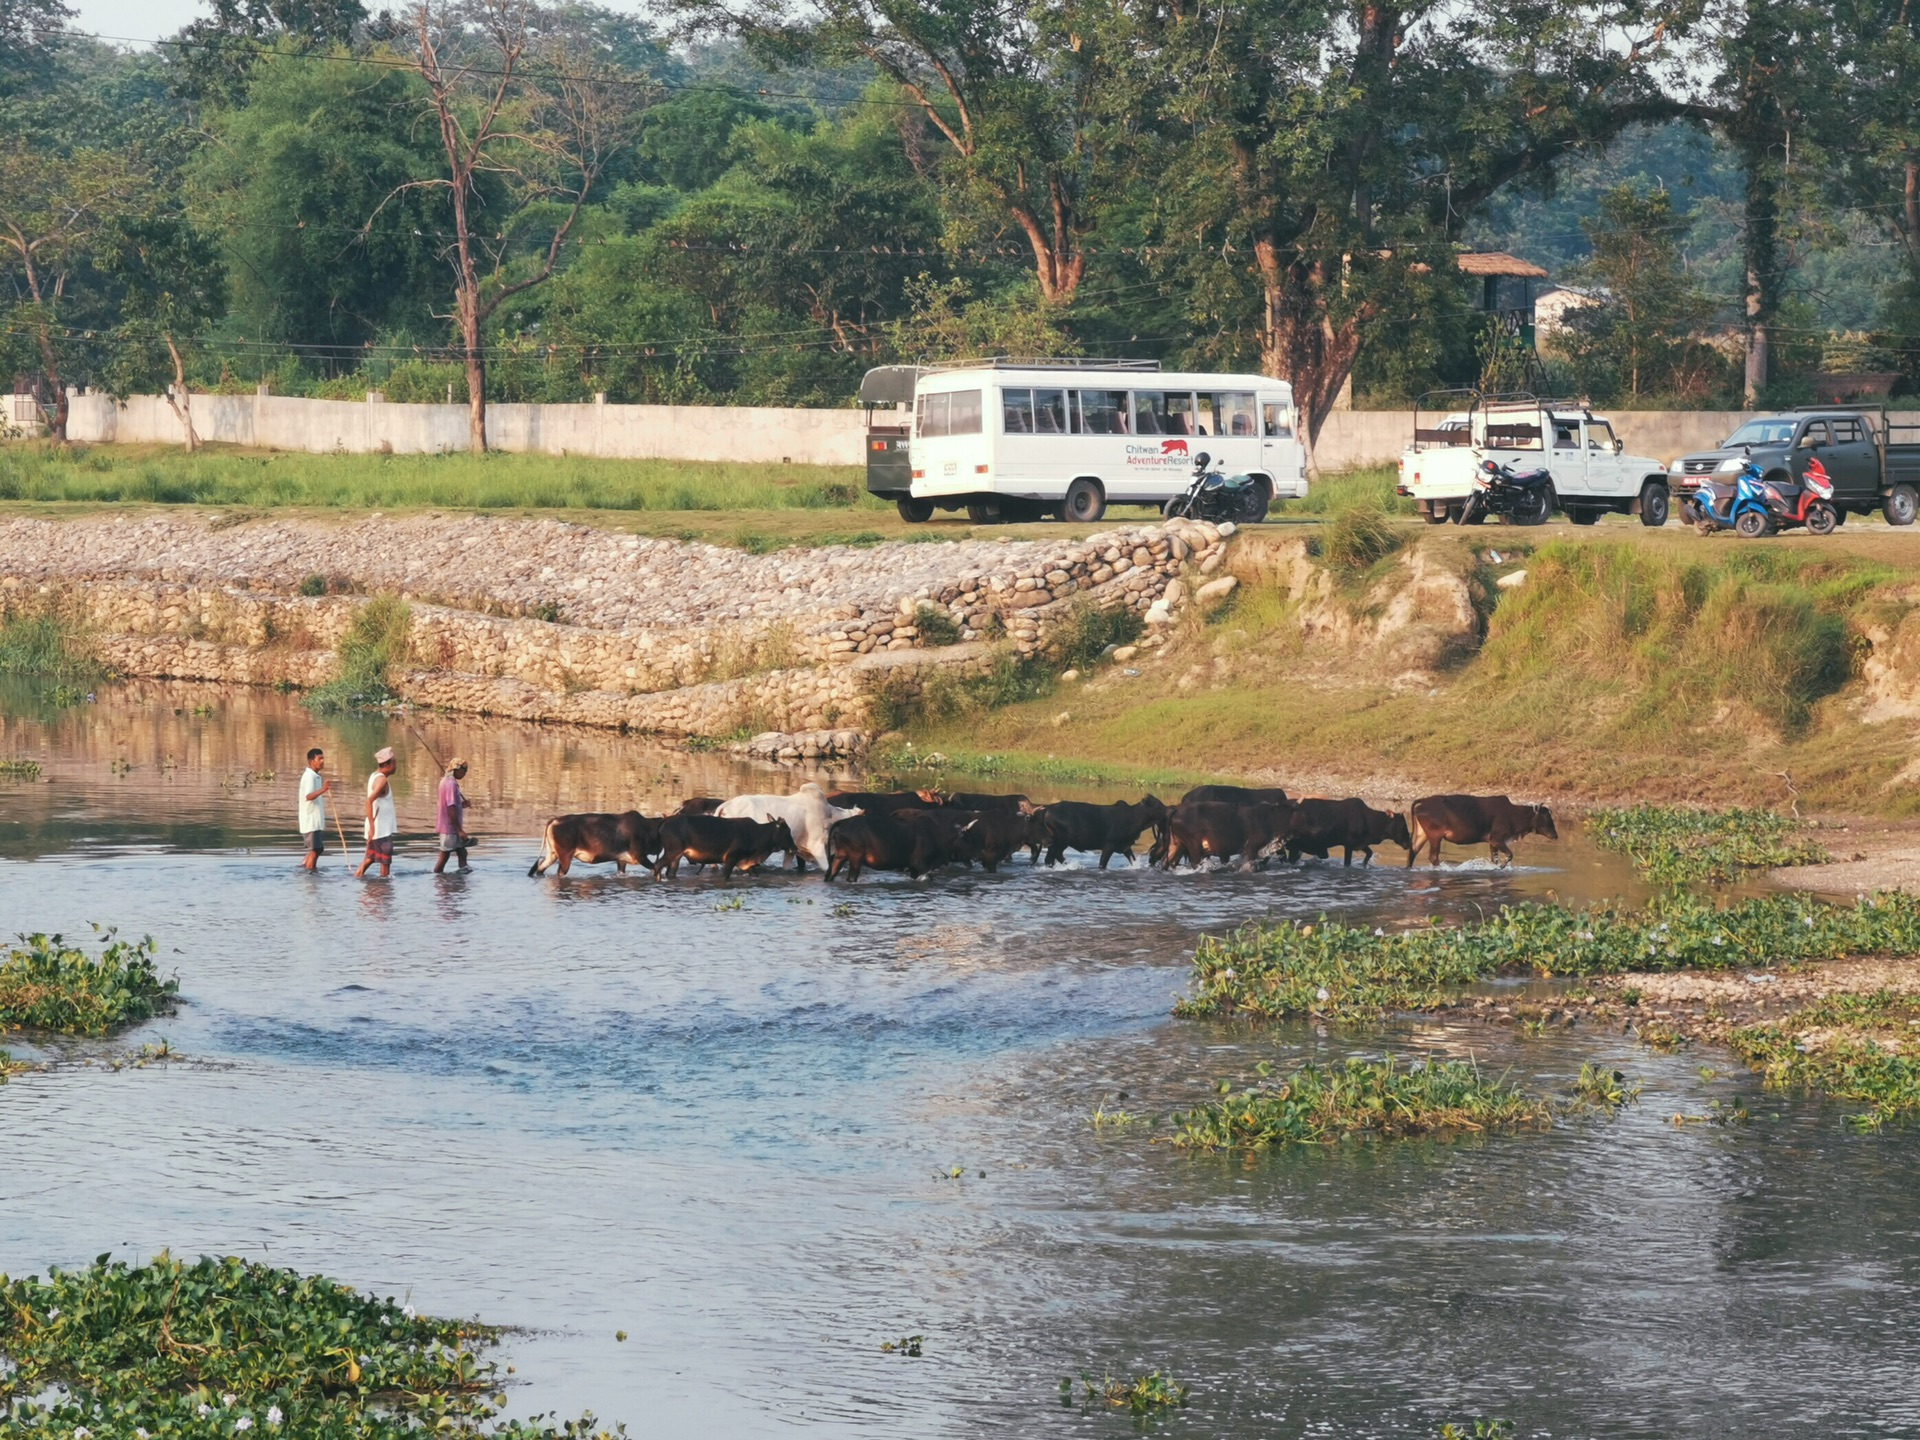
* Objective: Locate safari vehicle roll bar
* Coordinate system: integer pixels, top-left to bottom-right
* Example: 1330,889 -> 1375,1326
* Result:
1411,389 -> 1596,453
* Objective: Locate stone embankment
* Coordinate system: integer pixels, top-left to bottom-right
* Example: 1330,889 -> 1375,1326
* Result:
0,512 -> 1234,751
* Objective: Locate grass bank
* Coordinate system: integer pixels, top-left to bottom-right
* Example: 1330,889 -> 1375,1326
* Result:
913,527 -> 1920,814
0,1253 -> 617,1438
0,930 -> 176,1037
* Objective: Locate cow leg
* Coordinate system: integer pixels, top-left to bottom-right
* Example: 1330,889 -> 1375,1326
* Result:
1358,845 -> 1373,866
615,859 -> 627,874
557,850 -> 573,876
721,849 -> 739,881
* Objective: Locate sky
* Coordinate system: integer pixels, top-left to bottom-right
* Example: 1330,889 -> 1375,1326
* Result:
70,0 -> 206,45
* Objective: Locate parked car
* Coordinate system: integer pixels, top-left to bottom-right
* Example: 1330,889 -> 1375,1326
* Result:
1668,407 -> 1920,526
1397,390 -> 1672,526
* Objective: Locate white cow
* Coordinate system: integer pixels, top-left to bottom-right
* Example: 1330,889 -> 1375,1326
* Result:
717,783 -> 863,871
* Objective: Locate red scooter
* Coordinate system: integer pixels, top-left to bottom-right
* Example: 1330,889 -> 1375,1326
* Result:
1762,456 -> 1839,536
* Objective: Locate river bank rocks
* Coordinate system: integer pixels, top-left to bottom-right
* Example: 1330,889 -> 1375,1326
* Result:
0,512 -> 1230,744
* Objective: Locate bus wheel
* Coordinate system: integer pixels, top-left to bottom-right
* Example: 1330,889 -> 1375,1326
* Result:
966,500 -> 1001,524
1060,478 -> 1106,524
896,495 -> 934,524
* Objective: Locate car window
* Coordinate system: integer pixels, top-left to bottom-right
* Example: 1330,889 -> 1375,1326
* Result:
1165,393 -> 1197,436
1724,419 -> 1798,446
1034,389 -> 1068,435
1261,399 -> 1293,439
1214,391 -> 1258,437
1587,422 -> 1615,451
1002,388 -> 1034,435
1553,424 -> 1578,449
1798,421 -> 1830,449
1075,389 -> 1129,435
1132,391 -> 1170,435
948,389 -> 982,436
916,391 -> 950,439
1830,418 -> 1864,444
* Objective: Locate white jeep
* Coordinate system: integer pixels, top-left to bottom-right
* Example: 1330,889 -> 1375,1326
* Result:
1396,392 -> 1672,527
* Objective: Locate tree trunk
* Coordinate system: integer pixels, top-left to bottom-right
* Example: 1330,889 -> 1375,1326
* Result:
164,333 -> 198,453
32,320 -> 65,444
1741,143 -> 1780,408
1256,244 -> 1366,476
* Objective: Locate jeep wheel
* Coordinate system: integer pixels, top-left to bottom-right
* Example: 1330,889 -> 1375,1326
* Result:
1885,484 -> 1918,527
1422,505 -> 1450,525
1060,477 -> 1106,524
1638,482 -> 1670,528
896,495 -> 934,524
1566,506 -> 1598,526
966,500 -> 1001,525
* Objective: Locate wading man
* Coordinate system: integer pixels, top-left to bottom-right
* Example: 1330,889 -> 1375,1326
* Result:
354,746 -> 399,879
434,757 -> 471,874
297,747 -> 332,872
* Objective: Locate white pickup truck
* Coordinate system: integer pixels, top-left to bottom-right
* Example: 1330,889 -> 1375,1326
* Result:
1396,392 -> 1672,526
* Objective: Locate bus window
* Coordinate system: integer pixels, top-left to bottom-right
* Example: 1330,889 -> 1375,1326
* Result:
1002,388 -> 1034,434
1195,394 -> 1218,435
1035,389 -> 1068,435
1165,393 -> 1197,436
1132,391 -> 1169,435
1213,392 -> 1257,437
1261,400 -> 1292,438
1076,389 -> 1128,435
949,389 -> 983,435
916,391 -> 951,438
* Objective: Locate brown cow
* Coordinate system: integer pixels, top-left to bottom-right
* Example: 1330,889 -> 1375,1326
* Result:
529,812 -> 663,877
1407,794 -> 1558,867
673,797 -> 725,816
652,814 -> 796,880
1284,798 -> 1413,866
1162,800 -> 1294,870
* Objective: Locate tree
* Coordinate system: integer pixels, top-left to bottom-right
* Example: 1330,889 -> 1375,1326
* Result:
170,0 -> 368,106
1554,185 -> 1718,401
0,0 -> 74,99
99,208 -> 227,450
0,135 -> 140,440
672,0 -> 1115,303
384,0 -> 647,451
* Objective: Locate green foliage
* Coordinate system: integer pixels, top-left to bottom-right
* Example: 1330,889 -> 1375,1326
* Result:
865,651 -> 1056,732
1170,1056 -> 1551,1150
912,602 -> 962,646
1179,892 -> 1920,1023
1067,1370 -> 1190,1415
0,758 -> 42,777
303,595 -> 410,712
1570,1062 -> 1641,1109
1820,330 -> 1898,374
0,613 -> 100,682
1438,1422 -> 1515,1440
1275,465 -> 1412,517
1587,805 -> 1828,884
1729,992 -> 1920,1130
0,930 -> 176,1036
0,1253 -> 620,1438
1047,598 -> 1143,668
1317,507 -> 1407,574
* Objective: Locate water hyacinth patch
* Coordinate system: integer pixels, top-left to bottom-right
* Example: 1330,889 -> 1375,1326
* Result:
1728,991 -> 1920,1130
1586,804 -> 1827,885
0,1254 -> 622,1439
1169,1056 -> 1552,1151
1178,892 -> 1920,1023
0,931 -> 178,1037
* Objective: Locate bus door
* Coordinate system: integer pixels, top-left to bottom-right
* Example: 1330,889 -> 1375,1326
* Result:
1260,394 -> 1296,482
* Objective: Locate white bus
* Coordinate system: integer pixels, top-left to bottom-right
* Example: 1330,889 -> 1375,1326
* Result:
859,360 -> 1307,524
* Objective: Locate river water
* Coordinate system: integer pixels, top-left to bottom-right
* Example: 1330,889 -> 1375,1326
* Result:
2,681 -> 1916,1438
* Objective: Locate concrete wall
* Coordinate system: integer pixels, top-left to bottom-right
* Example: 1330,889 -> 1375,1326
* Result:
64,391 -> 870,467
56,389 -> 1920,474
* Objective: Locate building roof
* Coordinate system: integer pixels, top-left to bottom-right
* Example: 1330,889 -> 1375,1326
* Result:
1456,251 -> 1550,279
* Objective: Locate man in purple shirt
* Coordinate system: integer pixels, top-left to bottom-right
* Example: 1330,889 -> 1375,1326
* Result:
433,758 -> 471,874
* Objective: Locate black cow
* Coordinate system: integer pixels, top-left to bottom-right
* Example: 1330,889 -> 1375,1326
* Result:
1284,798 -> 1412,866
826,789 -> 946,814
673,796 -> 724,816
529,812 -> 662,876
1179,784 -> 1291,807
944,792 -> 1033,814
824,810 -> 973,881
652,815 -> 795,880
1162,800 -> 1294,870
1407,794 -> 1558,867
1040,797 -> 1169,869
949,808 -> 1047,871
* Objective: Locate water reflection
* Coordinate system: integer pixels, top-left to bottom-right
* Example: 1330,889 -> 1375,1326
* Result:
1,682 -> 1915,1438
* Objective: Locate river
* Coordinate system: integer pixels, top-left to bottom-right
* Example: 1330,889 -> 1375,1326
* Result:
2,681 -> 1916,1437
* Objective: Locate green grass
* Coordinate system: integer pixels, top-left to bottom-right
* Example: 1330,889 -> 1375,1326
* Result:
1729,991 -> 1920,1130
303,595 -> 412,712
0,930 -> 177,1037
0,442 -> 876,514
1274,463 -> 1411,516
1587,804 -> 1829,884
0,613 -> 102,683
1178,892 -> 1920,1023
1169,1055 -> 1551,1150
0,1253 -> 618,1438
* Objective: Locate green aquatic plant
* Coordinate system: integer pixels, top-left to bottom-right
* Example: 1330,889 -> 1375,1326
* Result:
1065,1369 -> 1190,1416
1178,892 -> 1920,1023
1169,1056 -> 1551,1151
0,612 -> 102,683
880,1335 -> 923,1356
1439,1422 -> 1515,1440
0,930 -> 177,1037
1587,804 -> 1827,884
0,757 -> 40,778
1570,1062 -> 1641,1109
1728,991 -> 1920,1130
304,594 -> 412,712
0,1253 -> 622,1438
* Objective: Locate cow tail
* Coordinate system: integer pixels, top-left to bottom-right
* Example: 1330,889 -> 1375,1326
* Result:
529,820 -> 557,877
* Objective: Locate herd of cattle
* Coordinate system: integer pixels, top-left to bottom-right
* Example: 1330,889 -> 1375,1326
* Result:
528,784 -> 1559,882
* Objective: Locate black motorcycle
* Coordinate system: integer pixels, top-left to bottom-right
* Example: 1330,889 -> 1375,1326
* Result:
1459,457 -> 1553,526
1164,451 -> 1270,524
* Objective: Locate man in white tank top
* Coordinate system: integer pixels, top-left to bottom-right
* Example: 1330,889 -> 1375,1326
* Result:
354,746 -> 400,878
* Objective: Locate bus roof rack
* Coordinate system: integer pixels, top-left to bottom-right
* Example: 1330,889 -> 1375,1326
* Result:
918,356 -> 1163,372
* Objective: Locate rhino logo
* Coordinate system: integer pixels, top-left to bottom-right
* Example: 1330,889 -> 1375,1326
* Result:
1161,439 -> 1189,457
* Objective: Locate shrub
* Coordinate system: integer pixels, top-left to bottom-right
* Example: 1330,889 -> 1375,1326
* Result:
303,594 -> 411,712
1318,506 -> 1406,573
0,612 -> 101,682
913,601 -> 962,646
0,930 -> 176,1036
1048,598 -> 1143,668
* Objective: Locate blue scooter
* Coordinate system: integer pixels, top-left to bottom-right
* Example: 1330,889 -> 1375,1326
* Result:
1683,447 -> 1774,537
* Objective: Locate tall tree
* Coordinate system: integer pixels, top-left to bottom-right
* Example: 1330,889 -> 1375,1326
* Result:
384,0 -> 646,451
170,0 -> 368,106
0,0 -> 74,99
99,208 -> 227,450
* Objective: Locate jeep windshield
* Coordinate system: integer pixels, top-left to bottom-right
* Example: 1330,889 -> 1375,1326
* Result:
1722,419 -> 1799,447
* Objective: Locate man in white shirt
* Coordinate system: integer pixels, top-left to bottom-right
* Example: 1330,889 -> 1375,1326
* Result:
298,747 -> 332,872
354,746 -> 399,879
